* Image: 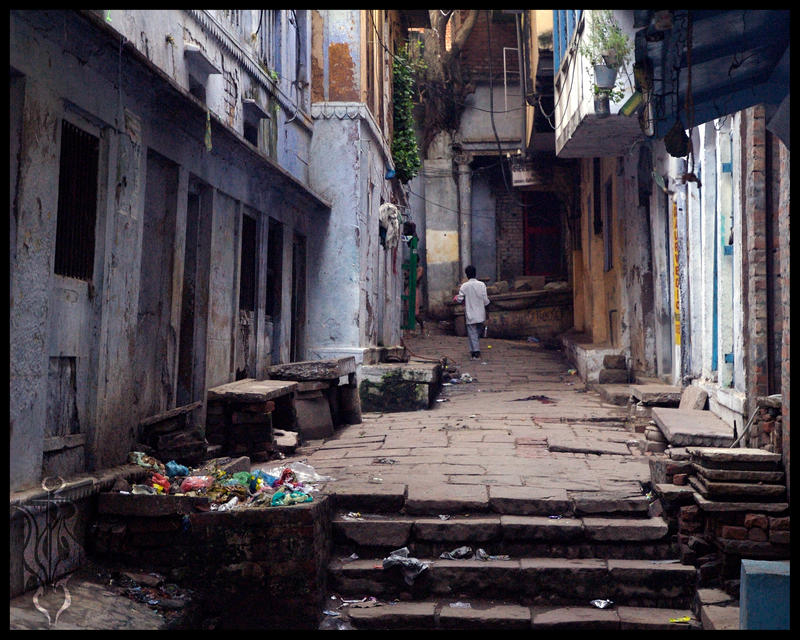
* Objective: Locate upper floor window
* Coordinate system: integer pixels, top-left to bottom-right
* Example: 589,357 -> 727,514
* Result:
54,120 -> 99,281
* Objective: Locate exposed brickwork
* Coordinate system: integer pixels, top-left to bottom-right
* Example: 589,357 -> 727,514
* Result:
496,187 -> 524,281
456,11 -> 519,82
675,502 -> 790,594
742,106 -> 769,405
91,496 -> 332,629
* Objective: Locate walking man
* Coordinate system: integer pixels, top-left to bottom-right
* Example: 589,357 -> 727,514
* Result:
453,265 -> 490,360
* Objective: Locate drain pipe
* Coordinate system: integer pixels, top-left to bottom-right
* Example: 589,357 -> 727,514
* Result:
729,394 -> 782,448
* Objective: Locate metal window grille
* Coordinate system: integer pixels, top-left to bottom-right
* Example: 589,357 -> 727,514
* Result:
224,70 -> 237,122
54,120 -> 99,281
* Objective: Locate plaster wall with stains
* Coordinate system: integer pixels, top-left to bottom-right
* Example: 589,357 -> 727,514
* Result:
306,9 -> 404,363
9,10 -> 326,491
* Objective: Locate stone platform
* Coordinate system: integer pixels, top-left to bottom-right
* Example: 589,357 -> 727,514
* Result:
651,408 -> 734,447
359,361 -> 442,412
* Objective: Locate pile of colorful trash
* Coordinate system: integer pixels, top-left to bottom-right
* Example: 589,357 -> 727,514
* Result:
126,451 -> 333,509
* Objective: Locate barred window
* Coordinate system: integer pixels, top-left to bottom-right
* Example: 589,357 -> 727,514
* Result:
54,120 -> 99,280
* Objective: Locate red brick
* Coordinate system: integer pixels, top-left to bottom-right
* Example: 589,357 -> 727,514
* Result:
769,516 -> 790,531
672,473 -> 688,486
769,530 -> 790,545
744,513 -> 769,529
720,525 -> 747,540
748,527 -> 768,542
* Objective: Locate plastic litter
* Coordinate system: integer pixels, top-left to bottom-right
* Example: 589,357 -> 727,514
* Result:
262,461 -> 334,484
128,451 -> 165,473
148,472 -> 171,494
131,484 -> 156,495
567,368 -> 577,375
382,547 -> 429,586
212,496 -> 239,511
319,617 -> 354,630
180,476 -> 214,492
438,515 -> 451,520
590,599 -> 614,609
323,610 -> 341,617
449,602 -> 471,608
548,515 -> 563,519
475,548 -> 510,561
369,477 -> 384,483
270,490 -> 313,506
374,457 -> 397,464
165,460 -> 190,478
344,512 -> 363,520
439,546 -> 473,559
527,336 -> 540,342
669,616 -> 692,623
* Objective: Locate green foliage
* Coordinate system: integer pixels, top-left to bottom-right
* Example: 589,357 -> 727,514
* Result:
579,9 -> 632,68
391,43 -> 426,184
593,82 -> 626,104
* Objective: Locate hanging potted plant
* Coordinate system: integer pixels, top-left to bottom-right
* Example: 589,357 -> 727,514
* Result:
580,9 -> 633,115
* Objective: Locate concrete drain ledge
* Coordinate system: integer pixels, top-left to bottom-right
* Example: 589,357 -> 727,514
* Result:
9,464 -> 149,510
89,493 -> 334,629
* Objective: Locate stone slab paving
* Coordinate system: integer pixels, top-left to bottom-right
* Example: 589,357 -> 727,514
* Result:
651,407 -> 734,447
9,569 -> 169,630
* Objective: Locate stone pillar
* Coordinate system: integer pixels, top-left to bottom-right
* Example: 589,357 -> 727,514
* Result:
456,154 -> 472,272
423,131 -> 460,319
778,142 -> 790,503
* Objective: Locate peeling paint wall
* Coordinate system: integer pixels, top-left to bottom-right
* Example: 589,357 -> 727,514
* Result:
306,9 -> 404,363
9,10 -> 327,491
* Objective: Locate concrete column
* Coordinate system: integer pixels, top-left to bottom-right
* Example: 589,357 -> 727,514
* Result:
456,155 -> 472,271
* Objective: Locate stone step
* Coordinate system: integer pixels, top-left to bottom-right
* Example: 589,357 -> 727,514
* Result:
332,513 -> 672,558
337,599 -> 699,630
323,484 -> 652,517
651,408 -> 734,447
593,383 -> 633,406
328,557 -> 697,609
631,384 -> 682,406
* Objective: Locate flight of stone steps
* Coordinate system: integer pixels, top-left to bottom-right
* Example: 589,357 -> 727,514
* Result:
325,488 -> 701,629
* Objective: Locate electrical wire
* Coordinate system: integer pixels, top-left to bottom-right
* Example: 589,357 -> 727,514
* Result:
486,10 -> 528,208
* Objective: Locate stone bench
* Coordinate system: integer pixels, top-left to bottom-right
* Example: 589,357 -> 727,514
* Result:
206,379 -> 297,461
269,357 -> 361,439
138,400 -> 205,465
359,361 -> 442,412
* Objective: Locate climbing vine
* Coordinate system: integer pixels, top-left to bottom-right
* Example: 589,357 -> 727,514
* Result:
391,43 -> 425,184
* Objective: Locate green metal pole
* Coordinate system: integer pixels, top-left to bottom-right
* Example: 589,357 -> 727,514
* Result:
402,235 -> 418,330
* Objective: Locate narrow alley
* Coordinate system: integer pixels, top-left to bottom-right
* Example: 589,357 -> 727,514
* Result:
10,9 -> 789,632
10,329 -> 717,630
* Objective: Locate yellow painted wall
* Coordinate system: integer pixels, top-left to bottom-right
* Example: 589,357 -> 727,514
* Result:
426,229 -> 460,264
576,157 -> 622,346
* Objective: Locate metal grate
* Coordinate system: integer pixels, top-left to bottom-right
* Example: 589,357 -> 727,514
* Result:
54,120 -> 99,281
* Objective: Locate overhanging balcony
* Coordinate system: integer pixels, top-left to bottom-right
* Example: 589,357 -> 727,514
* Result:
553,10 -> 641,158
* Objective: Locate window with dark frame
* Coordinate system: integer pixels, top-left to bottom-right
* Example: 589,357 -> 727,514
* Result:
54,120 -> 99,281
239,214 -> 257,312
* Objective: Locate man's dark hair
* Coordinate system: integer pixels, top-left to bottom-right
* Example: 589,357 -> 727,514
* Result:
465,265 -> 476,279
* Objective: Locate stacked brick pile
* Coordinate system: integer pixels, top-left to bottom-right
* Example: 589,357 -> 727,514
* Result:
91,491 -> 332,629
743,397 -> 783,453
138,401 -> 207,466
206,398 -> 276,462
675,447 -> 789,594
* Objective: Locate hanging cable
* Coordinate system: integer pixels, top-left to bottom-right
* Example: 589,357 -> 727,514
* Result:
486,10 -> 527,208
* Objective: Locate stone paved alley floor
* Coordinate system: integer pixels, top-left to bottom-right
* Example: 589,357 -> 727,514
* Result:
10,328 -> 652,630
290,329 -> 650,501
